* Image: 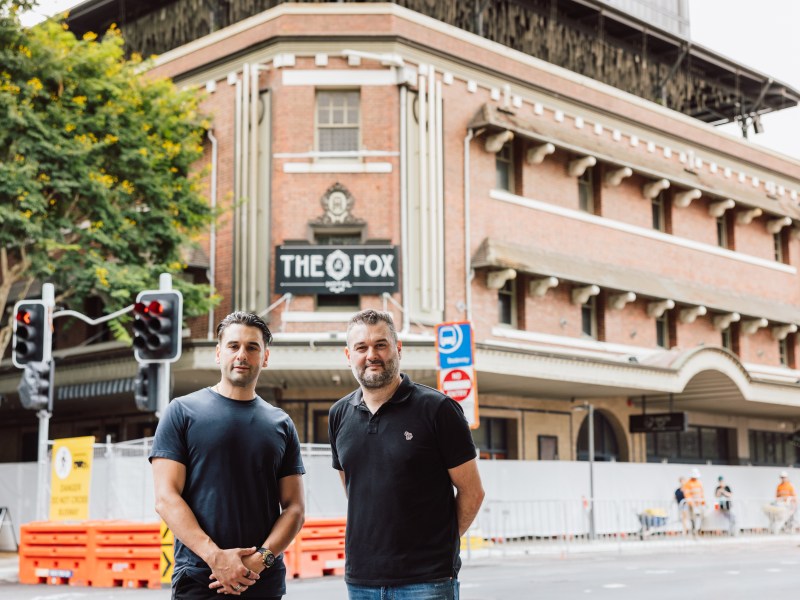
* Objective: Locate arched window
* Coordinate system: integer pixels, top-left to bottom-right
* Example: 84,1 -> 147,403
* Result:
577,411 -> 620,462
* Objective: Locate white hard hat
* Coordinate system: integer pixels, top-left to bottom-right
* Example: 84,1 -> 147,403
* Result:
690,468 -> 701,478
780,471 -> 789,478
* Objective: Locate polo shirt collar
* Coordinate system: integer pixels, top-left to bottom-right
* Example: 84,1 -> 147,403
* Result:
347,373 -> 413,407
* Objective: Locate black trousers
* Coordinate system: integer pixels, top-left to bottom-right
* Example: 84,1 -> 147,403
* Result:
172,573 -> 281,600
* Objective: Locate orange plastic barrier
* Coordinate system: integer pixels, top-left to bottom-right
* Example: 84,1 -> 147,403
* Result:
19,522 -> 92,586
19,521 -> 161,588
20,517 -> 349,586
289,518 -> 346,579
90,521 -> 161,589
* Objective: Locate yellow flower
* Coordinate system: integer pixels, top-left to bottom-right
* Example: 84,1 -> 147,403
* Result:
82,31 -> 98,41
65,123 -> 76,132
73,95 -> 87,107
95,266 -> 110,287
27,77 -> 43,92
138,148 -> 148,157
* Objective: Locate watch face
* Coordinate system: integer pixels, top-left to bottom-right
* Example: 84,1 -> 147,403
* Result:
259,548 -> 276,568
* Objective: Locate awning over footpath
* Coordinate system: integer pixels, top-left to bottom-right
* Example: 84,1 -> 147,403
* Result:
472,237 -> 800,325
468,103 -> 800,220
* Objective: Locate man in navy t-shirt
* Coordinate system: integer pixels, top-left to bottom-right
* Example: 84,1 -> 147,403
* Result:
329,310 -> 485,600
150,312 -> 305,599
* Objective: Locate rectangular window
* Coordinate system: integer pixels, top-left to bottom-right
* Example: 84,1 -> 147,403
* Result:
538,435 -> 559,460
779,338 -> 789,366
647,426 -> 734,464
317,90 -> 360,153
472,417 -> 510,460
498,279 -> 516,327
581,296 -> 597,339
773,231 -> 789,264
656,312 -> 669,348
495,143 -> 513,192
652,191 -> 665,231
578,167 -> 594,213
721,327 -> 732,350
716,215 -> 728,248
748,430 -> 798,466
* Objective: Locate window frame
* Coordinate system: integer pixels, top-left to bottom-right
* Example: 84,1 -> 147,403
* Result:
581,295 -> 597,339
315,89 -> 361,158
578,166 -> 594,213
495,142 -> 514,193
497,278 -> 517,328
656,310 -> 670,348
651,191 -> 666,231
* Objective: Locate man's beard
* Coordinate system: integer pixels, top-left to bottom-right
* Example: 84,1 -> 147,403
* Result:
228,363 -> 258,387
353,356 -> 399,389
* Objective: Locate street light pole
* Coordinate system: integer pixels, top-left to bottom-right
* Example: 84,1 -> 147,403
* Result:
587,402 -> 595,541
573,401 -> 596,540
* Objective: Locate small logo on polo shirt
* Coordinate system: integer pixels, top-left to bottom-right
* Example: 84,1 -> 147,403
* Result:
404,431 -> 413,440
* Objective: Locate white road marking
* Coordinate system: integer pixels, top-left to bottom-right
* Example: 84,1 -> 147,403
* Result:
603,583 -> 627,588
766,568 -> 782,573
645,569 -> 675,574
725,570 -> 740,575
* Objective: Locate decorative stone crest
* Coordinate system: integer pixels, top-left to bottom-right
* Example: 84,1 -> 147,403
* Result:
313,183 -> 364,226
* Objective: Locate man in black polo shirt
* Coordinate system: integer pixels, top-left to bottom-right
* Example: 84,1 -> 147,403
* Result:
329,309 -> 485,600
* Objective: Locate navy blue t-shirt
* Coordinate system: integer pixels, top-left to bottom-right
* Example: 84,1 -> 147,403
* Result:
329,374 -> 477,586
149,387 -> 305,597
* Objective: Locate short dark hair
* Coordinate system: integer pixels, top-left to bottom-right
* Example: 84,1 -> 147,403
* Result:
216,312 -> 273,346
347,309 -> 398,345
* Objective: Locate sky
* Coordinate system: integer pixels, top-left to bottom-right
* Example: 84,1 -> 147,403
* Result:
18,0 -> 800,161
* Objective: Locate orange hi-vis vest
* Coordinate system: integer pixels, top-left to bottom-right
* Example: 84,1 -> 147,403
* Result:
777,481 -> 796,499
683,478 -> 705,506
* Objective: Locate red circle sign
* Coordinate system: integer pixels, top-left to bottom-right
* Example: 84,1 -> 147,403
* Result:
442,369 -> 472,402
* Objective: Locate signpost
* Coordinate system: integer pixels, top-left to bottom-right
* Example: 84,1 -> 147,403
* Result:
436,321 -> 479,428
629,412 -> 688,433
49,436 -> 95,522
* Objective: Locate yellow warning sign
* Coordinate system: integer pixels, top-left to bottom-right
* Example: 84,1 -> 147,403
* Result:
49,436 -> 94,521
160,520 -> 174,584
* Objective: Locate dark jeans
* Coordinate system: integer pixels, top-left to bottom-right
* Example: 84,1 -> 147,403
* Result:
172,572 -> 281,600
347,579 -> 459,600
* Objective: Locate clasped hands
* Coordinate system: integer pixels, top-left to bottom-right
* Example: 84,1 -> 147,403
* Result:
208,546 -> 263,595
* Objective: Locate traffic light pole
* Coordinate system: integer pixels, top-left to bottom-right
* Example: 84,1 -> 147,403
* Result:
35,284 -> 55,521
156,274 -> 173,418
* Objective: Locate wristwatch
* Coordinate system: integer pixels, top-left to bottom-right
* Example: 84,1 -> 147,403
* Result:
256,547 -> 276,569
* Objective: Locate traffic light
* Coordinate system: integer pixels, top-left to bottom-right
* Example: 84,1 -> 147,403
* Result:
134,362 -> 159,412
132,290 -> 183,363
17,361 -> 52,411
12,300 -> 52,368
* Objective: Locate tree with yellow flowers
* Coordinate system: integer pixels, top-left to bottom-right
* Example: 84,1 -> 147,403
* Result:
0,1 -> 216,356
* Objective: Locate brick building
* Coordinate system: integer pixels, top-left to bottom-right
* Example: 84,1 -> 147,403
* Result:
2,1 -> 800,467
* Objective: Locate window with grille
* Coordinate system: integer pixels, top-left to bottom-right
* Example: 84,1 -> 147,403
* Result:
317,90 -> 360,154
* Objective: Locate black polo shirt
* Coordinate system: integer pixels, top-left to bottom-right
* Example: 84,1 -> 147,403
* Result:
328,374 -> 477,586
